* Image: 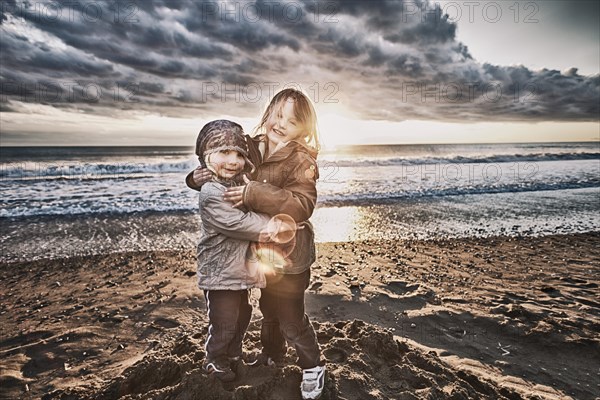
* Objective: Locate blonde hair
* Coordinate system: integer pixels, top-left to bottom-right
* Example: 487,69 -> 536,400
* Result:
253,88 -> 320,152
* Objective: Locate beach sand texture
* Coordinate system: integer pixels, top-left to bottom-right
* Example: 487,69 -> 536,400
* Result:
1,233 -> 598,399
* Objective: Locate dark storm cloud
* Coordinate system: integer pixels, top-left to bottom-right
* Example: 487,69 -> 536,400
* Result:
322,0 -> 457,42
490,66 -> 600,121
387,54 -> 425,78
0,0 -> 598,124
136,82 -> 166,95
180,0 -> 302,51
319,0 -> 406,29
384,17 -> 456,45
363,45 -> 388,67
3,0 -> 232,72
27,50 -> 115,76
313,29 -> 365,58
0,0 -> 17,22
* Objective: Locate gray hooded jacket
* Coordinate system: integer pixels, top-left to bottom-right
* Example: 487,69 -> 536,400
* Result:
197,181 -> 270,290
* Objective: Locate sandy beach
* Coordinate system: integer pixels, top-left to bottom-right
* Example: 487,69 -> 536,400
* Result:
2,0 -> 599,396
1,232 -> 598,399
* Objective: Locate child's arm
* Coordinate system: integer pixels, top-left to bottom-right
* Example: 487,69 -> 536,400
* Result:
243,154 -> 318,222
201,189 -> 272,242
202,184 -> 298,243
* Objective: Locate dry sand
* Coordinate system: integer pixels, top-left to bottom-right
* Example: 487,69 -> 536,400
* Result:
1,233 -> 599,399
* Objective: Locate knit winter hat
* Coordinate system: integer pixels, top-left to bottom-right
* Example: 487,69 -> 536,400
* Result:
195,119 -> 255,175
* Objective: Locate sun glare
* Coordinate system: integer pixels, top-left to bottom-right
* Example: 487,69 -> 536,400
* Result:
316,104 -> 363,150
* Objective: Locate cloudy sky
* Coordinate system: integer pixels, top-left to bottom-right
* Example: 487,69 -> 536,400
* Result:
1,0 -> 598,146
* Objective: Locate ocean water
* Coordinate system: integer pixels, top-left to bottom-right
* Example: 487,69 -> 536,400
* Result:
1,142 -> 599,217
1,142 -> 599,262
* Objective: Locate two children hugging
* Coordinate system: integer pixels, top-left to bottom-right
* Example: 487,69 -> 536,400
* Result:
189,89 -> 325,400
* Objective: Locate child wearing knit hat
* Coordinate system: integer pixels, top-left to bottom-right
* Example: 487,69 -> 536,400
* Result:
195,119 -> 255,184
193,119 -> 275,381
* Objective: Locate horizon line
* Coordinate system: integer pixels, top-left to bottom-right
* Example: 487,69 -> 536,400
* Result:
1,139 -> 599,148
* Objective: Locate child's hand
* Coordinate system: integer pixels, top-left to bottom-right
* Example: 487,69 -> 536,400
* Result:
193,167 -> 212,186
224,174 -> 250,208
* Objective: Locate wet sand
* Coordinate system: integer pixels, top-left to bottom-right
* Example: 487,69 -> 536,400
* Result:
1,233 -> 599,399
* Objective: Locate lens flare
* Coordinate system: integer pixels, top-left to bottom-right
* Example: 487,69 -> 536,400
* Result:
267,213 -> 297,244
255,213 -> 300,278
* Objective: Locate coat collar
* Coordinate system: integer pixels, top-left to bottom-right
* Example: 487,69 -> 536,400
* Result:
247,134 -> 317,163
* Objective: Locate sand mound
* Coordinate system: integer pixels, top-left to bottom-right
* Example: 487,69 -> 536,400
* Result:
44,320 -> 524,400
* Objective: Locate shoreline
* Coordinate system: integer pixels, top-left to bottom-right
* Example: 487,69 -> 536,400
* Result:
1,233 -> 599,399
2,187 -> 600,264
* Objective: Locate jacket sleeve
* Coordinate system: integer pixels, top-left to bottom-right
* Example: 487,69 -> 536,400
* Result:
186,168 -> 205,192
201,187 -> 272,242
243,154 -> 318,222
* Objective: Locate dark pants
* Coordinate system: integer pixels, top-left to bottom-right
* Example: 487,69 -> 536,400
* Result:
204,290 -> 252,362
259,270 -> 321,369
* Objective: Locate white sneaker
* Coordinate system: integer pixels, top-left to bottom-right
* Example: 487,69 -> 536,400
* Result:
301,365 -> 326,399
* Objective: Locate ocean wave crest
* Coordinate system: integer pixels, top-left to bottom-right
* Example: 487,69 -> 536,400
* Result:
318,179 -> 600,206
326,152 -> 600,167
0,160 -> 196,180
1,152 -> 598,181
1,178 -> 598,218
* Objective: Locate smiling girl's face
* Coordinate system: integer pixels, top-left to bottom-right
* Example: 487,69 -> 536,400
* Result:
266,98 -> 306,149
208,149 -> 245,180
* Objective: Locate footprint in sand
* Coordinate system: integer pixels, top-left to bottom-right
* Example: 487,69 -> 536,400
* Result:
152,318 -> 180,329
